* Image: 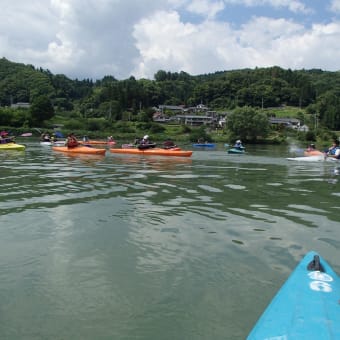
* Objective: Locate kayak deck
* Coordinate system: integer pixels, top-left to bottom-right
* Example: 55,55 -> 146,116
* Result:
227,148 -> 245,154
52,146 -> 106,155
287,155 -> 325,161
79,140 -> 116,145
110,147 -> 192,157
247,251 -> 340,339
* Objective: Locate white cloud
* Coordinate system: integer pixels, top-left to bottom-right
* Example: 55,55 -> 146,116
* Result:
1,1 -> 340,80
0,0 -> 169,79
222,0 -> 311,14
330,0 -> 340,13
186,0 -> 225,19
132,10 -> 340,78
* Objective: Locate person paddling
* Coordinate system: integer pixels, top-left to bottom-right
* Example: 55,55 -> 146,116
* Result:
138,135 -> 156,149
233,139 -> 244,149
66,133 -> 79,148
163,139 -> 177,149
325,140 -> 340,159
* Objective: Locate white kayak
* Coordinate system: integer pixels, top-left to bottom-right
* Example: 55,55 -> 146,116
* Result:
53,140 -> 66,146
40,140 -> 66,146
287,155 -> 324,161
40,141 -> 52,146
287,155 -> 339,162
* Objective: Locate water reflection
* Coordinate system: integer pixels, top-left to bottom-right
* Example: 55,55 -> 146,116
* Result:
1,142 -> 340,339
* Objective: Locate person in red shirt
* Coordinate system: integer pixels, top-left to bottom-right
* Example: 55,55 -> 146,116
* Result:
66,133 -> 79,148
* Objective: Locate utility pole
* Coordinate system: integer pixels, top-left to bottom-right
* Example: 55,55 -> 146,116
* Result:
314,113 -> 318,130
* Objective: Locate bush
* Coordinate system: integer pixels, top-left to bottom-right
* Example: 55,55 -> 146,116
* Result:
305,130 -> 316,141
135,122 -> 153,130
64,119 -> 86,130
113,121 -> 135,133
86,118 -> 108,131
181,125 -> 191,133
150,124 -> 165,134
188,126 -> 212,142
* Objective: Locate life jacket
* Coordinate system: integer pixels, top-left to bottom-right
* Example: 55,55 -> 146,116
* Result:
330,146 -> 340,156
335,147 -> 340,159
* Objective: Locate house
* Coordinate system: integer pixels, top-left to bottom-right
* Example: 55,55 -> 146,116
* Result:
269,117 -> 300,127
172,114 -> 216,126
153,104 -> 232,127
11,102 -> 30,109
153,112 -> 170,123
158,105 -> 185,114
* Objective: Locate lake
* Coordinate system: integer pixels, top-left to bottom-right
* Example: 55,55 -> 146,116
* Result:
1,140 -> 340,339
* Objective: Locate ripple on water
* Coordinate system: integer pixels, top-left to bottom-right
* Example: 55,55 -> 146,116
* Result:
197,185 -> 223,193
224,184 -> 246,190
1,144 -> 340,339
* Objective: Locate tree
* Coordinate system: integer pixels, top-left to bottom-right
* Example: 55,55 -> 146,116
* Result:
317,90 -> 340,130
226,106 -> 270,141
30,95 -> 55,126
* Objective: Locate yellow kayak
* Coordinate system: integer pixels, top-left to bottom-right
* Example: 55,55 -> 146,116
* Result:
0,143 -> 25,151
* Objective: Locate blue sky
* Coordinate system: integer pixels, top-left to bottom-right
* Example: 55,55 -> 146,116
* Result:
1,0 -> 340,80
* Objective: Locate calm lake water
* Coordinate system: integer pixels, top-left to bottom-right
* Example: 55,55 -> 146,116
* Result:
1,140 -> 340,340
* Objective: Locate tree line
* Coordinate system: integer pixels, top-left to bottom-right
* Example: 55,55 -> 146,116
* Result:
1,57 -> 340,131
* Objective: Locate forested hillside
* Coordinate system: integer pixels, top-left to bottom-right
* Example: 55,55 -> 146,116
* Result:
1,57 -> 340,130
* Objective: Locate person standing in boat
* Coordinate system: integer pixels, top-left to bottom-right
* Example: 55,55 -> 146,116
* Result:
66,133 -> 79,148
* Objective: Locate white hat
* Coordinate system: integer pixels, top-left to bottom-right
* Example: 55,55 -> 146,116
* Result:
143,135 -> 149,139
236,140 -> 241,143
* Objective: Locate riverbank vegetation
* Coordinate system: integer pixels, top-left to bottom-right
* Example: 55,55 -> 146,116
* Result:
0,57 -> 339,145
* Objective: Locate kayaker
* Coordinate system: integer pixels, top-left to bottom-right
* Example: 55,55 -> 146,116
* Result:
141,135 -> 150,145
304,143 -> 323,157
138,135 -> 156,149
66,133 -> 79,148
233,139 -> 244,149
306,143 -> 316,151
163,139 -> 177,149
325,140 -> 340,159
40,132 -> 51,142
0,135 -> 14,143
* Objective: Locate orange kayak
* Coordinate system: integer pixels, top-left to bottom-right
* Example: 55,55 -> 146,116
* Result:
79,140 -> 116,145
52,145 -> 106,155
110,147 -> 193,157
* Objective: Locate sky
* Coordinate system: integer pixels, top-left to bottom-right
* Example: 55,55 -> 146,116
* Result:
1,0 -> 340,81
